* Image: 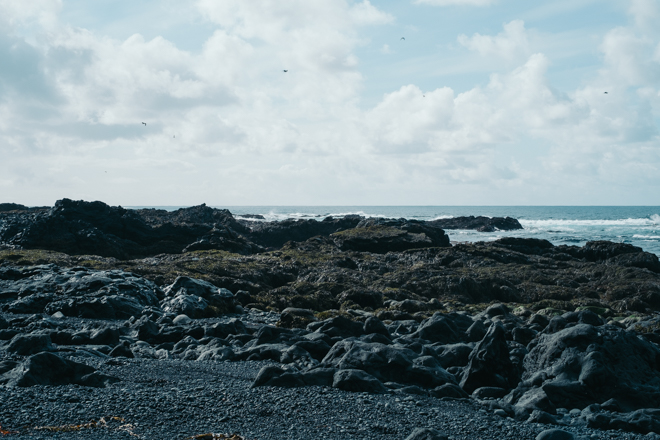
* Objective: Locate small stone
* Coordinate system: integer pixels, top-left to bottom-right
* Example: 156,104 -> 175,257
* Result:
405,427 -> 449,440
494,409 -> 507,417
173,314 -> 192,325
535,429 -> 575,440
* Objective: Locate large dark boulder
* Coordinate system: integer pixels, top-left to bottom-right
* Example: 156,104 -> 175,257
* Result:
0,352 -> 119,387
161,276 -> 236,318
332,218 -> 450,254
429,216 -> 522,232
6,333 -> 54,355
321,340 -> 456,388
460,323 -> 517,394
506,324 -> 660,416
0,265 -> 162,319
245,215 -> 363,249
0,199 -> 259,258
332,369 -> 388,393
408,312 -> 474,344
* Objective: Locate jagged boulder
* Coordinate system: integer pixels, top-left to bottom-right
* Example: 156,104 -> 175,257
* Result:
0,352 -> 119,387
0,265 -> 162,319
321,339 -> 456,388
331,218 -> 449,253
460,323 -> 518,394
505,323 -> 660,417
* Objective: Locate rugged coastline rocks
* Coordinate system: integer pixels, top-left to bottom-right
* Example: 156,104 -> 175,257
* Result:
0,264 -> 163,319
3,199 -> 660,437
0,199 -> 521,258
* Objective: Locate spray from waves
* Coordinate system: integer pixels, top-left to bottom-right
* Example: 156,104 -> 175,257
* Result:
520,217 -> 660,227
246,210 -> 392,222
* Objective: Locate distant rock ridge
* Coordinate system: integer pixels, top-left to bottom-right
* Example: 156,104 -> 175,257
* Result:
0,199 -> 524,259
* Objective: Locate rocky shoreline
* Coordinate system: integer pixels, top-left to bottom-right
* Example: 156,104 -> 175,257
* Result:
2,200 -> 660,439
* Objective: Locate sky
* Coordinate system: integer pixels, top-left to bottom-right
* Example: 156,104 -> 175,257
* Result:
1,0 -> 659,206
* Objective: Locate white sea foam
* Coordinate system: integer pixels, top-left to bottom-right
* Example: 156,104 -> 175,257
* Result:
520,218 -> 660,227
633,234 -> 660,240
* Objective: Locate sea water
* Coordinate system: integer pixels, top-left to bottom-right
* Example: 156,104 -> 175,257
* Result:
132,206 -> 660,256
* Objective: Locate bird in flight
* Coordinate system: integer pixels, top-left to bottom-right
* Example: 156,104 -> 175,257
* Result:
283,70 -> 288,73
142,122 -> 146,126
604,92 -> 608,94
401,37 -> 405,40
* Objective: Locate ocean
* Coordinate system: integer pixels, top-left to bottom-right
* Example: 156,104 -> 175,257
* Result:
133,206 -> 660,256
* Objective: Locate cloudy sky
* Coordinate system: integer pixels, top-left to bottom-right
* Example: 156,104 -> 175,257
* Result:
1,0 -> 659,206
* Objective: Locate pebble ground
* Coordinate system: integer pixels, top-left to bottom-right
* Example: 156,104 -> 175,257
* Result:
0,356 -> 653,440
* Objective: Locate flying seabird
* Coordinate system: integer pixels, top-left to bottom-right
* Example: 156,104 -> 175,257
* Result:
401,37 -> 405,40
604,92 -> 608,94
283,70 -> 288,72
142,122 -> 146,126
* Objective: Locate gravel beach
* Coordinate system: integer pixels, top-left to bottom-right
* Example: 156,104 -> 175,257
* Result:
1,353 -> 653,440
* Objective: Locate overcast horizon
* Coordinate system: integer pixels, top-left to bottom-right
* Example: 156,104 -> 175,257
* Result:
2,0 -> 659,206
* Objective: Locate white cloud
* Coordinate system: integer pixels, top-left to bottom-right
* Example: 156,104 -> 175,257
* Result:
0,0 -> 61,31
0,0 -> 659,205
349,0 -> 395,25
629,0 -> 660,36
413,0 -> 495,6
458,20 -> 530,62
600,27 -> 660,87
